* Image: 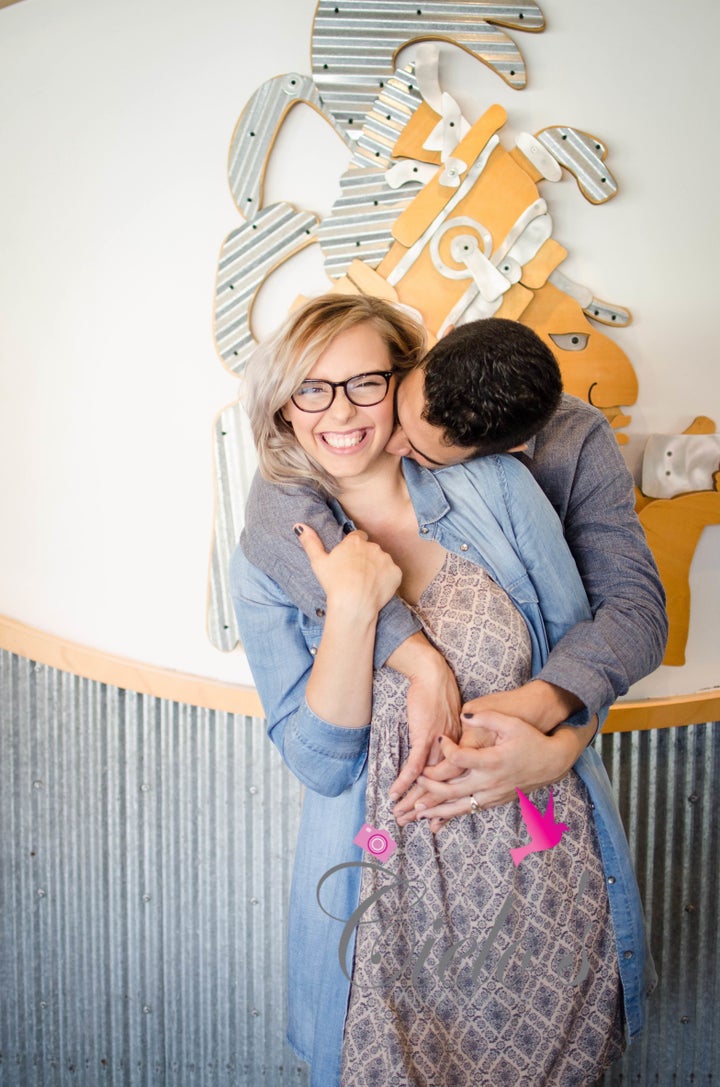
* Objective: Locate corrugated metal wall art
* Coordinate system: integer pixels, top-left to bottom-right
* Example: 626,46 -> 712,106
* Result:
2,648 -> 718,1084
310,0 -> 545,126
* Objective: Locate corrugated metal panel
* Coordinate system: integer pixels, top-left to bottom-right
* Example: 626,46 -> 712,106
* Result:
1,647 -> 718,1083
593,723 -> 720,1084
0,650 -> 308,1086
310,0 -> 545,129
537,127 -> 618,205
207,403 -> 258,653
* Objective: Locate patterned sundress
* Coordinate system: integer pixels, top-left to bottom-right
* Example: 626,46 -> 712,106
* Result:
340,552 -> 624,1087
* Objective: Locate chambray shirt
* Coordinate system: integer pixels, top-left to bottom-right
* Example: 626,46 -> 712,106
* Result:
231,453 -> 655,1087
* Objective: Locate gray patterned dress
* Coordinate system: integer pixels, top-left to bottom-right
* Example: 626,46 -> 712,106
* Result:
340,552 -> 624,1087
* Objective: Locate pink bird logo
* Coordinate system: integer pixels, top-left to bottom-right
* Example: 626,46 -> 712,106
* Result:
510,787 -> 569,867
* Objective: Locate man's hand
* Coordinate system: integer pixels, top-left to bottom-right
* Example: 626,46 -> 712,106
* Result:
386,633 -> 462,801
460,679 -> 584,735
393,710 -> 596,832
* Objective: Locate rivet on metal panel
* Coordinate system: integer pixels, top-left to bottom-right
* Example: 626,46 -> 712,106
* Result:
143,894 -> 152,903
684,903 -> 696,913
36,888 -> 46,898
140,783 -> 151,792
32,780 -> 44,789
251,1008 -> 260,1017
143,1006 -> 152,1015
687,792 -> 699,803
680,1015 -> 690,1024
249,786 -> 258,795
250,897 -> 259,905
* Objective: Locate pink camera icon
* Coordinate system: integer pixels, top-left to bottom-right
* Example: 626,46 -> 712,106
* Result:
353,823 -> 397,862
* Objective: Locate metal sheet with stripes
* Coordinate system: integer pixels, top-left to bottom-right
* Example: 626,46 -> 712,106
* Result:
1,649 -> 717,1084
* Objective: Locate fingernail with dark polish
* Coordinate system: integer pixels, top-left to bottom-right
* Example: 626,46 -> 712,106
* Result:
293,524 -> 304,537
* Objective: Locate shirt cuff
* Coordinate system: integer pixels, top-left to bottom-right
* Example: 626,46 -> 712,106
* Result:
373,597 -> 422,669
536,659 -> 611,727
281,702 -> 370,796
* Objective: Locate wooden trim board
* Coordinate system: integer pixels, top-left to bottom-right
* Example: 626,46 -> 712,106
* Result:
1,614 -> 718,732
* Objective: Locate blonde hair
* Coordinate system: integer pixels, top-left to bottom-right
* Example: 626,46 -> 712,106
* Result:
243,293 -> 427,495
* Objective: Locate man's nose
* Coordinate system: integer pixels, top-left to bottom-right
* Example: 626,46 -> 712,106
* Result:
385,424 -> 412,457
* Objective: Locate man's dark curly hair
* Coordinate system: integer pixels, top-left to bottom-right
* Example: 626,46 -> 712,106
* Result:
421,318 -> 562,454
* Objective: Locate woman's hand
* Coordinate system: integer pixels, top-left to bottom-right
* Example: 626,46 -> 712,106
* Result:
393,711 -> 597,831
295,523 -> 401,729
385,634 -> 462,801
294,522 -> 401,620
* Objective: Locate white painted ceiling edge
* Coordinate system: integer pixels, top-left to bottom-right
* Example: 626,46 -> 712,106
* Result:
0,0 -> 717,699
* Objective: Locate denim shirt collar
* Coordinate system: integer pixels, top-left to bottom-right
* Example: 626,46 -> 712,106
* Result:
327,458 -> 451,531
400,458 -> 451,525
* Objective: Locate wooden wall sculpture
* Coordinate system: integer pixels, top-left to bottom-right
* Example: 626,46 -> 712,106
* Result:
208,1 -> 718,678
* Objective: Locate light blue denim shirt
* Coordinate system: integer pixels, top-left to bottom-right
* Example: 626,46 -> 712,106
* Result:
231,454 -> 654,1087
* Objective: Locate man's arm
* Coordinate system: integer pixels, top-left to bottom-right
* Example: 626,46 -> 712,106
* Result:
240,471 -> 422,668
527,398 -> 668,723
459,401 -> 667,732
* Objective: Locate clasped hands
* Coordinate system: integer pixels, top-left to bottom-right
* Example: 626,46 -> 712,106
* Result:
388,683 -> 595,834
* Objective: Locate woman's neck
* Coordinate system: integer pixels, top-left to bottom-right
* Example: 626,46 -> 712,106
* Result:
335,455 -> 410,534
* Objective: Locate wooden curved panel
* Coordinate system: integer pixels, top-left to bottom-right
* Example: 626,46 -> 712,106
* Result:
0,615 -> 263,717
1,614 -> 718,733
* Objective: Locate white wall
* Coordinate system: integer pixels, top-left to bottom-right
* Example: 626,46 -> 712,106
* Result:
1,0 -> 718,697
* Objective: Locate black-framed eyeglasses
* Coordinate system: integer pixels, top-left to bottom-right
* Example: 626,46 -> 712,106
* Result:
290,371 -> 395,413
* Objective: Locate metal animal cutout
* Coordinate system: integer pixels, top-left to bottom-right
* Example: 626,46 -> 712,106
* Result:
209,2 -> 717,672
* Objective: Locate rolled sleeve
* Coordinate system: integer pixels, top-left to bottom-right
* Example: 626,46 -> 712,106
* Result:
281,702 -> 370,796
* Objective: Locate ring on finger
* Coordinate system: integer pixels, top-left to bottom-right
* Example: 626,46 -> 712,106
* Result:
469,794 -> 481,815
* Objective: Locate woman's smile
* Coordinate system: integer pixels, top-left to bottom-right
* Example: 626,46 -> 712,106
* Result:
318,427 -> 373,452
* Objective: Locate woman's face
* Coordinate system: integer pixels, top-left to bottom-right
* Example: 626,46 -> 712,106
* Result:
281,320 -> 397,486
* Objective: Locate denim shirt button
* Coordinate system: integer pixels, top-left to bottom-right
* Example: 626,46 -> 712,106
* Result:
420,526 -> 429,535
460,543 -> 469,551
315,608 -> 326,617
623,950 -> 634,960
310,646 -> 317,656
607,876 -> 616,885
